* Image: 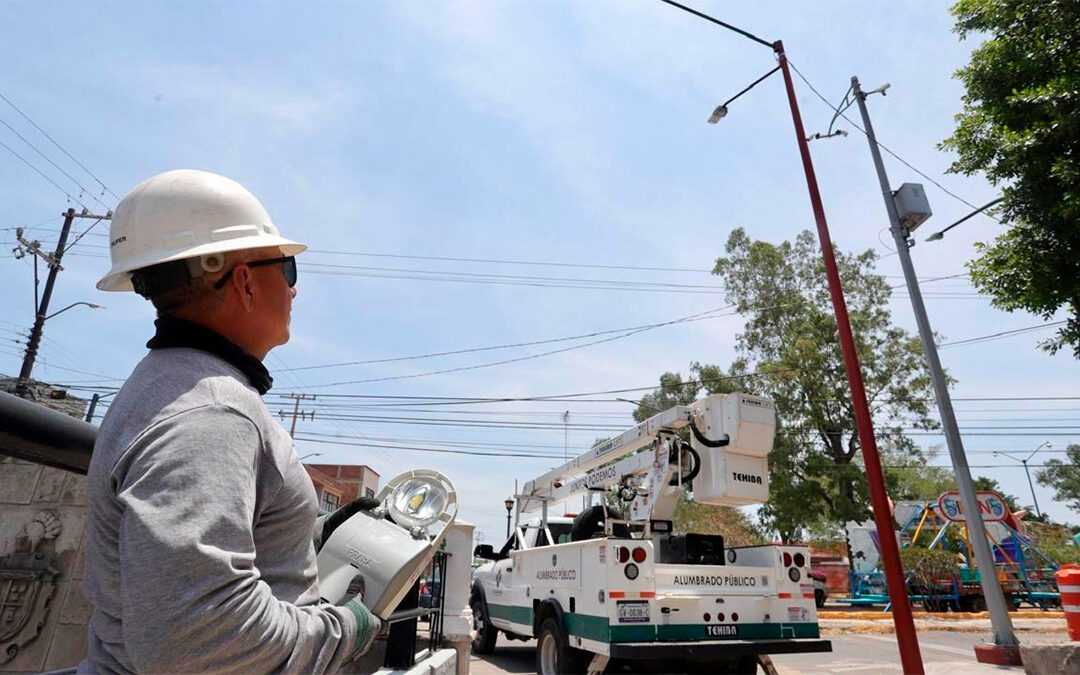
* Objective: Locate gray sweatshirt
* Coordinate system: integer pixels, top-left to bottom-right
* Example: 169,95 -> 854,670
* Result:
80,347 -> 377,674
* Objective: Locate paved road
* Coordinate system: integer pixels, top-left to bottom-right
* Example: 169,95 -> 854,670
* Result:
468,631 -> 1068,674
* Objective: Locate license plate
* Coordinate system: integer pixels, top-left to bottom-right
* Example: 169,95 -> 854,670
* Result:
617,600 -> 650,623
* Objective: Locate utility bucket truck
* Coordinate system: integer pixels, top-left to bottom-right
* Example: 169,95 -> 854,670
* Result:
471,393 -> 831,674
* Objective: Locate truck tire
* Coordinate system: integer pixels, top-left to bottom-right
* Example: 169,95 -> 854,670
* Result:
536,616 -> 589,675
471,596 -> 498,655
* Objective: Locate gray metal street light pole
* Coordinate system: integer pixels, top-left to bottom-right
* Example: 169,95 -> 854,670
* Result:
852,76 -> 1021,664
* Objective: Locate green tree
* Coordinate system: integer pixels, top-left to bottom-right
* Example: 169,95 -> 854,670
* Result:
940,0 -> 1080,355
637,229 -> 939,541
631,371 -> 702,423
1036,444 -> 1080,514
673,494 -> 764,547
886,445 -> 955,501
972,475 -> 1022,512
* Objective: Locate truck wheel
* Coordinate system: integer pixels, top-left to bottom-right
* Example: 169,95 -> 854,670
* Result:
471,597 -> 498,655
536,616 -> 589,675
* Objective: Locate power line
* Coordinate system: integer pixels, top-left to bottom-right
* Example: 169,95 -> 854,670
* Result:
294,434 -> 569,460
939,321 -> 1068,349
276,306 -> 731,373
0,90 -> 118,199
300,306 -> 735,388
786,60 -> 998,220
306,249 -> 712,274
301,265 -> 728,295
0,116 -> 112,211
64,216 -> 108,254
0,137 -> 88,208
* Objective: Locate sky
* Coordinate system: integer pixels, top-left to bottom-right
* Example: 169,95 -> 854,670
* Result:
1,0 -> 1077,543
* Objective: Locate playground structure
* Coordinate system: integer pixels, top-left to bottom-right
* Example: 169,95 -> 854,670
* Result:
843,491 -> 1062,611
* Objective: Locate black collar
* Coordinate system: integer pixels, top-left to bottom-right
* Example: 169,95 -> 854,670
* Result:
146,316 -> 273,395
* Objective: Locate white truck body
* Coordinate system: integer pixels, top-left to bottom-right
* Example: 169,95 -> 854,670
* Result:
471,393 -> 830,673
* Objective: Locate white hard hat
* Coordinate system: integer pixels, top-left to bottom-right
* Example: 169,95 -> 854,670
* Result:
97,169 -> 306,292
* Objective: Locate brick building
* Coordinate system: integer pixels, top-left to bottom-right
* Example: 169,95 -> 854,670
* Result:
304,463 -> 381,513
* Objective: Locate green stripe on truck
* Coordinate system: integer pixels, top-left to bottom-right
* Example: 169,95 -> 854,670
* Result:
487,603 -> 533,625
489,602 -> 819,643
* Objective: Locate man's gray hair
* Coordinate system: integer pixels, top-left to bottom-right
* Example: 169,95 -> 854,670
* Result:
146,249 -> 258,317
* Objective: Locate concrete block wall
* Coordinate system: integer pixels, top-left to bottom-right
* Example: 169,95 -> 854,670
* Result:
0,457 -> 89,672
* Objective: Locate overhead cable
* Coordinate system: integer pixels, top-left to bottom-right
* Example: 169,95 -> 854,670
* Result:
0,90 -> 118,199
786,60 -> 998,219
277,306 -> 731,373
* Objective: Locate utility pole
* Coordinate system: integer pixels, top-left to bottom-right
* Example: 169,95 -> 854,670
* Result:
279,393 -> 316,438
774,48 -> 924,675
16,208 -> 112,395
852,75 -> 1021,666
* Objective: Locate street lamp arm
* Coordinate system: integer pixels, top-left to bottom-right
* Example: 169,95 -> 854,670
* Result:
720,65 -> 781,110
658,0 -> 775,49
44,301 -> 103,321
925,197 -> 1003,242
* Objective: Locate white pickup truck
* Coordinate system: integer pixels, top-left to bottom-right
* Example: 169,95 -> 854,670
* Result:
470,393 -> 831,674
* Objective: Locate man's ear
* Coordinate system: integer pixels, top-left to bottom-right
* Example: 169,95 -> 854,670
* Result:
231,264 -> 258,312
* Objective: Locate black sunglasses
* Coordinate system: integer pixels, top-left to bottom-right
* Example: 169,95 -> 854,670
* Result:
214,256 -> 297,290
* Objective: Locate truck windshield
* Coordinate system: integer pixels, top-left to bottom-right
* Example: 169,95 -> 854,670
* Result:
549,523 -> 572,544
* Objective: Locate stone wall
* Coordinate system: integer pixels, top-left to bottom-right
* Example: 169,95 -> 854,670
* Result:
0,457 -> 89,672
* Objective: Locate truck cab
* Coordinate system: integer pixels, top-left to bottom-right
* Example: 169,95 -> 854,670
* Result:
472,517 -> 574,647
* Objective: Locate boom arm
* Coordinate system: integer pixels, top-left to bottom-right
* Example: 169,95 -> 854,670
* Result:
518,393 -> 776,522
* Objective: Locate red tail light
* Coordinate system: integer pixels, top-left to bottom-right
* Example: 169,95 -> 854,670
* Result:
616,546 -> 630,563
632,547 -> 647,563
783,552 -> 792,567
794,552 -> 806,568
703,612 -> 711,622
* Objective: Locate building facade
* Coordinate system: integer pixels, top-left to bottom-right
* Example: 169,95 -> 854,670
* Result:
305,463 -> 381,513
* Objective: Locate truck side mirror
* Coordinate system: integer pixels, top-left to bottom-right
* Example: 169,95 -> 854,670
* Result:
474,544 -> 497,560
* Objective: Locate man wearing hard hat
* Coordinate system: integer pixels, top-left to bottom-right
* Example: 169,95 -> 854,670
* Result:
80,170 -> 380,673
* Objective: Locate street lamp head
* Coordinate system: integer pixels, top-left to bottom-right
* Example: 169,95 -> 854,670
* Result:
707,104 -> 728,124
89,303 -> 104,310
925,231 -> 945,242
504,498 -> 515,511
868,82 -> 891,96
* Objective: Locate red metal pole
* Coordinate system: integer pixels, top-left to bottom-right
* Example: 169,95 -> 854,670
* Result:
773,41 -> 924,675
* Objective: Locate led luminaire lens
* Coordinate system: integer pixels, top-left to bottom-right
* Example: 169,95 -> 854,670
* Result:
624,563 -> 639,580
388,476 -> 450,528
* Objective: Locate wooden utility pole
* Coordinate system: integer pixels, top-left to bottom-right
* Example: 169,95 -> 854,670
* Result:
16,208 -> 111,395
279,393 -> 316,437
